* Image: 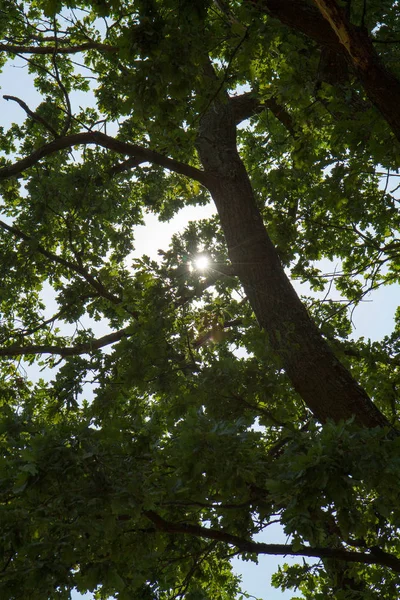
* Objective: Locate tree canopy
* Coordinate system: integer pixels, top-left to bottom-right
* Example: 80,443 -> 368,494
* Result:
1,0 -> 400,598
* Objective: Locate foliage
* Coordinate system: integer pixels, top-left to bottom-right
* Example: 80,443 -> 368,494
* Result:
0,0 -> 400,598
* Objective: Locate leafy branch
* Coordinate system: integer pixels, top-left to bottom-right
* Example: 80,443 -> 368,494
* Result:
0,327 -> 130,357
3,95 -> 58,136
144,511 -> 400,573
248,0 -> 400,142
0,219 -> 123,306
0,41 -> 117,54
231,92 -> 296,135
0,131 -> 211,186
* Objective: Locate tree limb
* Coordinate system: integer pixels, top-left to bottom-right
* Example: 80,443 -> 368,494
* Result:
0,327 -> 130,357
51,22 -> 72,137
3,95 -> 58,136
246,0 -> 400,143
144,510 -> 400,573
0,131 -> 211,187
312,0 -> 369,69
246,0 -> 340,48
231,92 -> 296,135
0,41 -> 117,55
312,0 -> 400,142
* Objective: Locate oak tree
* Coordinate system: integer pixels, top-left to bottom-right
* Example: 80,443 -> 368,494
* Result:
1,0 -> 400,598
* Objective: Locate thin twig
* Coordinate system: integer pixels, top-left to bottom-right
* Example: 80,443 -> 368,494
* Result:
52,17 -> 72,136
0,218 -> 123,306
3,95 -> 58,136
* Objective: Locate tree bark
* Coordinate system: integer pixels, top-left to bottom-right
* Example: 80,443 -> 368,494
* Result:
246,0 -> 400,143
196,97 -> 390,428
246,0 -> 340,49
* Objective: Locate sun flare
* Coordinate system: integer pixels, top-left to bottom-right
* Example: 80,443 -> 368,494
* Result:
194,255 -> 210,271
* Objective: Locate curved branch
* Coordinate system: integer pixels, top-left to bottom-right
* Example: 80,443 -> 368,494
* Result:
231,92 -> 296,134
3,95 -> 58,136
0,131 -> 210,187
0,41 -> 117,55
0,327 -> 130,357
144,511 -> 400,573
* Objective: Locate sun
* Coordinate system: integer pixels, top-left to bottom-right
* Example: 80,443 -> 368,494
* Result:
193,254 -> 210,271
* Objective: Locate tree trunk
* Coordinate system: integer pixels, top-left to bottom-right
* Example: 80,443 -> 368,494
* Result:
196,98 -> 389,428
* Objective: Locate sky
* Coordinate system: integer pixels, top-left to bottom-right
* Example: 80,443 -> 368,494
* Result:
1,44 -> 399,600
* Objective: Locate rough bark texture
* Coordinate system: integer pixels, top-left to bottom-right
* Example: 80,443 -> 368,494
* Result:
312,0 -> 400,142
247,0 -> 400,143
196,98 -> 389,428
246,0 -> 340,49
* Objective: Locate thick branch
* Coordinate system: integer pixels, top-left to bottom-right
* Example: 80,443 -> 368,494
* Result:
0,131 -> 210,186
144,511 -> 400,572
0,327 -> 129,357
0,41 -> 117,55
311,0 -> 400,142
312,0 -> 368,68
246,0 -> 339,48
246,0 -> 400,143
231,92 -> 296,135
